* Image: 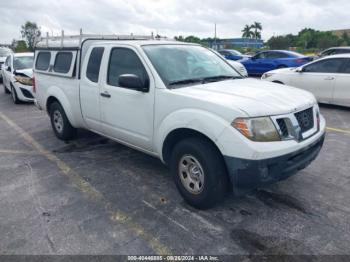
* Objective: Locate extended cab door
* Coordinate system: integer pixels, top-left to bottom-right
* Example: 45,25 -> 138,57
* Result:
333,59 -> 350,107
99,45 -> 155,151
80,47 -> 105,131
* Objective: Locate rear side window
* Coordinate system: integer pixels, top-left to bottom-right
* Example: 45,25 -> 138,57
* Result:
54,52 -> 72,73
86,47 -> 104,83
107,48 -> 149,88
36,52 -> 51,70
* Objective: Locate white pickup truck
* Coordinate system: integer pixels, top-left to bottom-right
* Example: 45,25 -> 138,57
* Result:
33,34 -> 326,209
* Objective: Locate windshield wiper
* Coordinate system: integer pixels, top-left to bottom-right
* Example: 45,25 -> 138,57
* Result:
168,75 -> 241,88
202,75 -> 241,83
168,78 -> 204,87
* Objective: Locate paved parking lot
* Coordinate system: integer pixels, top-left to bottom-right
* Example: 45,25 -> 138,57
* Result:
1,83 -> 350,256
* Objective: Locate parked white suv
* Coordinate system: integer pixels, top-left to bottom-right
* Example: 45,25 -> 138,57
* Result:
34,35 -> 326,208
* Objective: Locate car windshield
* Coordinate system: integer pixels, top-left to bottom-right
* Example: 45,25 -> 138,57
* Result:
0,48 -> 11,57
142,45 -> 241,88
13,56 -> 34,70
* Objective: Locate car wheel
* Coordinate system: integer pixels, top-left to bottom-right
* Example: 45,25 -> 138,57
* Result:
11,85 -> 20,104
49,102 -> 77,141
3,83 -> 10,94
170,137 -> 229,209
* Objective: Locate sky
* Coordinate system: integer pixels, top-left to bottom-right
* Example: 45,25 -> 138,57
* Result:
1,0 -> 349,44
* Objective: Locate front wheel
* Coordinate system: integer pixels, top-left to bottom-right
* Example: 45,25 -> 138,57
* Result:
170,137 -> 229,209
11,85 -> 20,104
49,102 -> 77,141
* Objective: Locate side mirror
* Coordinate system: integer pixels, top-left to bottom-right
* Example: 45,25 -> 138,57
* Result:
295,67 -> 304,73
6,66 -> 11,72
118,74 -> 149,92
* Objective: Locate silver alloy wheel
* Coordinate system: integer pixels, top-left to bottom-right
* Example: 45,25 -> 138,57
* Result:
53,110 -> 64,133
178,155 -> 205,194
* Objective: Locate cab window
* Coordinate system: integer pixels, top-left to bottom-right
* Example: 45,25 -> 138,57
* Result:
36,52 -> 51,71
107,48 -> 149,89
54,52 -> 73,73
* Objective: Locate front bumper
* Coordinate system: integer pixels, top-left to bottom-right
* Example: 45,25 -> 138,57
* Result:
224,133 -> 325,193
13,82 -> 34,102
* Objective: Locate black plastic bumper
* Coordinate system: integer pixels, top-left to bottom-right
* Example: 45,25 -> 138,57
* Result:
224,133 -> 325,193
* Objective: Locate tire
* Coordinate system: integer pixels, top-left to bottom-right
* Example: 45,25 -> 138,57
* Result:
49,102 -> 77,141
170,137 -> 229,209
3,83 -> 10,94
11,85 -> 20,104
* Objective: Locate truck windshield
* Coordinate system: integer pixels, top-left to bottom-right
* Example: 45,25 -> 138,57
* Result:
142,45 -> 242,88
14,56 -> 34,70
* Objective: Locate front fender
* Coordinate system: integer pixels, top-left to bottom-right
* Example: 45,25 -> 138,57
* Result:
155,109 -> 231,161
45,86 -> 78,127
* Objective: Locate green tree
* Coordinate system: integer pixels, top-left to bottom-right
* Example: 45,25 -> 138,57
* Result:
267,36 -> 291,49
184,35 -> 201,44
242,25 -> 253,38
20,21 -> 41,51
251,21 -> 262,40
14,40 -> 30,52
317,32 -> 340,49
174,35 -> 184,42
341,32 -> 350,45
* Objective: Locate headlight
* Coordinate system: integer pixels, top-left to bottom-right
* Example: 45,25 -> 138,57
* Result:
14,76 -> 33,86
261,73 -> 274,79
232,117 -> 281,142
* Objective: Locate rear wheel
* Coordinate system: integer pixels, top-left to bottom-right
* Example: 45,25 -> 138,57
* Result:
170,137 -> 229,209
49,102 -> 77,141
11,85 -> 20,104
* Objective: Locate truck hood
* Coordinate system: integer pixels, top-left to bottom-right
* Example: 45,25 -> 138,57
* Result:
14,68 -> 33,78
0,57 -> 6,63
172,78 -> 316,117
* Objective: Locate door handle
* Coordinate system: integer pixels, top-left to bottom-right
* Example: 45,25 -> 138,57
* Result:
100,91 -> 111,98
324,77 -> 335,80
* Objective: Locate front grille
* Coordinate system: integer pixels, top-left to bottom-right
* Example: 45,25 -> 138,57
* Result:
294,108 -> 314,133
276,118 -> 289,138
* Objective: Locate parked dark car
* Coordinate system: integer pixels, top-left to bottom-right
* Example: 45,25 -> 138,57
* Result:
240,50 -> 313,75
218,49 -> 250,61
317,47 -> 350,58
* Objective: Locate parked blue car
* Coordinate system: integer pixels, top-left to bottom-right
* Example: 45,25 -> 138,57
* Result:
218,49 -> 250,61
240,50 -> 313,75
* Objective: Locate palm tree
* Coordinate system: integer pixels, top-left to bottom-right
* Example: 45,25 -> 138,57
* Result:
251,22 -> 262,48
242,25 -> 253,38
251,21 -> 262,39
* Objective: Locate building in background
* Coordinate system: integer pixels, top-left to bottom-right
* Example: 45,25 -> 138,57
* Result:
331,29 -> 350,37
205,38 -> 264,50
